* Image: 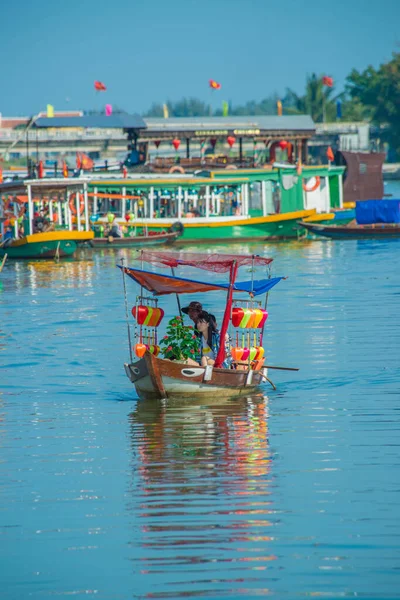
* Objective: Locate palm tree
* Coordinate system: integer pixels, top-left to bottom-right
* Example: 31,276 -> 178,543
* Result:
284,74 -> 340,122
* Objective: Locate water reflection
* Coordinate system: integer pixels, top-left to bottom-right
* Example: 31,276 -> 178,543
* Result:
129,395 -> 277,598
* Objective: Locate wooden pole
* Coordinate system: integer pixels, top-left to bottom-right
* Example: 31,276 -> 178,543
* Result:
0,253 -> 7,273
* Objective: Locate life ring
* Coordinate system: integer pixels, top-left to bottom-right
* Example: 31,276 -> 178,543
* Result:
168,221 -> 184,237
69,193 -> 85,215
303,176 -> 320,193
169,166 -> 185,174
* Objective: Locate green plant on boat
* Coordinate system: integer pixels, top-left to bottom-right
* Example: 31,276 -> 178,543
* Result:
160,316 -> 200,361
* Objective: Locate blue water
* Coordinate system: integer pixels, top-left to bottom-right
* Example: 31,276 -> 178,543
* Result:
1,222 -> 400,598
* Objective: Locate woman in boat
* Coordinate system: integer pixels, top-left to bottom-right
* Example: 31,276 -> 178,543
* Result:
195,311 -> 231,368
182,301 -> 217,330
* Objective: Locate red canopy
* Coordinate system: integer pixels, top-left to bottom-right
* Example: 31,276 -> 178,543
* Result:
136,251 -> 273,273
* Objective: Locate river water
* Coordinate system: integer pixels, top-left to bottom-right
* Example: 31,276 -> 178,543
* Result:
1,195 -> 400,598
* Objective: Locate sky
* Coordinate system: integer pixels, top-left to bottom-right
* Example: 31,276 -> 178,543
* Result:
1,0 -> 399,117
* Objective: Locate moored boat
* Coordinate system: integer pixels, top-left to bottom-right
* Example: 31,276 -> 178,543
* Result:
299,221 -> 400,239
90,230 -> 180,248
119,251 -> 289,400
300,199 -> 400,240
0,230 -> 94,259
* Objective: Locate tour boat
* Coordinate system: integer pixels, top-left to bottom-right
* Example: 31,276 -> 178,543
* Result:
120,251 -> 288,400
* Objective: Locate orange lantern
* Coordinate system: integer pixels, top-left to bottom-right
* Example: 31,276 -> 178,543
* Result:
134,343 -> 147,358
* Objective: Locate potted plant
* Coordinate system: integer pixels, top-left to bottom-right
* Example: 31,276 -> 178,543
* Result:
160,316 -> 199,362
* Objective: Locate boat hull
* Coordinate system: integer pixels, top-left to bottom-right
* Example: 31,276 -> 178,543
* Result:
91,231 -> 179,248
145,210 -> 316,243
0,239 -> 77,258
125,352 -> 265,400
0,231 -> 94,259
300,221 -> 400,239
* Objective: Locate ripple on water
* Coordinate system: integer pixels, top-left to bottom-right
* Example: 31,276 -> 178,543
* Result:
0,239 -> 400,599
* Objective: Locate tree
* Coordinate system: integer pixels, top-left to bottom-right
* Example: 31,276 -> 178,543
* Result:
145,98 -> 210,117
284,73 -> 340,122
345,52 -> 400,156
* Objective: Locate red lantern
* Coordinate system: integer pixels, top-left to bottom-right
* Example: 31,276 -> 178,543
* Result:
279,140 -> 288,150
38,160 -> 44,179
227,136 -> 236,148
122,166 -> 127,178
231,307 -> 244,327
154,140 -> 161,148
132,305 -> 149,325
210,138 -> 217,149
172,138 -> 181,151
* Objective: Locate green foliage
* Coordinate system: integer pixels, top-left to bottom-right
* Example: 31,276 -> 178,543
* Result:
345,52 -> 400,155
160,316 -> 200,361
283,73 -> 342,122
145,98 -> 211,118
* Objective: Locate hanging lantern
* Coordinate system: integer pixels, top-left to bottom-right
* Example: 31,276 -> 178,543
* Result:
154,140 -> 161,148
172,138 -> 181,151
249,347 -> 258,361
231,347 -> 243,361
279,140 -> 288,150
231,307 -> 268,328
255,346 -> 265,360
227,135 -> 236,148
134,343 -> 147,358
210,138 -> 217,149
241,348 -> 250,361
132,305 -> 164,327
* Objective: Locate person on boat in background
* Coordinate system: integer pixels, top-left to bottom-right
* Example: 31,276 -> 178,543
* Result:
195,311 -> 231,368
108,216 -> 123,238
1,226 -> 15,247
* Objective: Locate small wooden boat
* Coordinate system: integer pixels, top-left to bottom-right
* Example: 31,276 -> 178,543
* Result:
125,352 -> 265,400
90,230 -> 180,248
119,250 -> 287,400
300,199 -> 400,240
300,220 -> 400,239
0,230 -> 94,259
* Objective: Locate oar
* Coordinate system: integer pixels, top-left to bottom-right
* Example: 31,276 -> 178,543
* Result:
264,365 -> 299,371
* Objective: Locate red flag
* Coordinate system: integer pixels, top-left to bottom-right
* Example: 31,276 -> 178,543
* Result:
209,79 -> 221,90
94,80 -> 107,91
62,161 -> 68,178
77,152 -> 94,171
38,160 -> 44,179
326,146 -> 335,162
0,167 -> 3,184
322,76 -> 334,87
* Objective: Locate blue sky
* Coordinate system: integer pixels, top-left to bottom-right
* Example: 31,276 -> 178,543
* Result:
1,0 -> 399,116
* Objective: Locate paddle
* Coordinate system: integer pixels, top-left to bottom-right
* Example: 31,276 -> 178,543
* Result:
264,365 -> 299,371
